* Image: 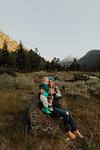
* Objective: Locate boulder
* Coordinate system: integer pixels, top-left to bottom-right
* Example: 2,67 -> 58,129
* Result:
28,95 -> 63,135
89,76 -> 100,80
55,72 -> 75,82
0,73 -> 14,82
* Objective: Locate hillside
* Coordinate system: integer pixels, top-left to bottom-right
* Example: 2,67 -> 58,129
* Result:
78,50 -> 100,68
60,50 -> 100,69
59,55 -> 80,67
0,30 -> 29,51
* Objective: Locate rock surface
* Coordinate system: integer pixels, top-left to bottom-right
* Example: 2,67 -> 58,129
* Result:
0,30 -> 29,52
55,72 -> 75,82
28,95 -> 63,135
0,73 -> 14,82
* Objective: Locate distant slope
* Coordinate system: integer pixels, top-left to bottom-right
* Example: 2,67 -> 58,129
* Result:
78,50 -> 100,68
59,55 -> 80,67
0,30 -> 29,51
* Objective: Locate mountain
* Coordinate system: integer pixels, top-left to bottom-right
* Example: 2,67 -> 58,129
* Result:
78,50 -> 100,68
60,50 -> 100,69
0,30 -> 29,51
59,55 -> 80,67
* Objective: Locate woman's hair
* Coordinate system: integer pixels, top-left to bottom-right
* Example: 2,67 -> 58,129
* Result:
42,76 -> 49,82
49,80 -> 55,89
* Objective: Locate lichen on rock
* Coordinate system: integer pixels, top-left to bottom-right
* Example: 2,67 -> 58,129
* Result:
28,95 -> 63,136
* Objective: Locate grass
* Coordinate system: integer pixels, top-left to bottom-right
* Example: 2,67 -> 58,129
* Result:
55,78 -> 100,99
0,71 -> 100,150
63,97 -> 100,150
0,89 -> 32,150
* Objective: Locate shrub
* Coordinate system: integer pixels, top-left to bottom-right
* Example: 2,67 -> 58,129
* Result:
55,78 -> 100,99
74,74 -> 89,81
96,74 -> 100,79
0,67 -> 16,77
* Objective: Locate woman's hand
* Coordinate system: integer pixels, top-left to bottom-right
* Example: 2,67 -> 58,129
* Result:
50,89 -> 56,94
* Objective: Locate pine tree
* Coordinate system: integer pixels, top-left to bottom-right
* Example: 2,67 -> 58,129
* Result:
27,49 -> 36,71
0,49 -> 2,66
16,41 -> 27,71
27,49 -> 41,71
45,61 -> 51,71
50,57 -> 60,71
69,58 -> 80,71
9,51 -> 17,69
1,40 -> 10,67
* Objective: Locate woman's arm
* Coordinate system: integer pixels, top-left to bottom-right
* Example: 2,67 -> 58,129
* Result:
53,86 -> 62,107
55,86 -> 62,98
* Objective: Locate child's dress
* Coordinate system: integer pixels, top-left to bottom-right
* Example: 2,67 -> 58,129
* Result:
39,83 -> 51,114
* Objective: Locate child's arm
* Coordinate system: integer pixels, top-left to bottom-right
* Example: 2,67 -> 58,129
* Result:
39,83 -> 45,94
48,89 -> 55,95
39,89 -> 45,94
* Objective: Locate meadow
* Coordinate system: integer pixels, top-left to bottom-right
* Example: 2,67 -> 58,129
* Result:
0,71 -> 100,150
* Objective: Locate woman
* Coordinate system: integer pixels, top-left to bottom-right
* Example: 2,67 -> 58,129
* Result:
39,76 -> 83,139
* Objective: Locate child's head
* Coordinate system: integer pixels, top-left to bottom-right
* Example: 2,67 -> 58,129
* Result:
42,77 -> 49,85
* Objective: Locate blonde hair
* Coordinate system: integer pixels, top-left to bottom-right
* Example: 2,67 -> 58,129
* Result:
42,76 -> 49,82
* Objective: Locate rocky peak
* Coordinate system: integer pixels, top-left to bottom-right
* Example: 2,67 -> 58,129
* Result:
0,30 -> 29,52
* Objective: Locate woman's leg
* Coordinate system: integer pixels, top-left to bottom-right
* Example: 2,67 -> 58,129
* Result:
54,106 -> 77,131
51,107 -> 76,139
64,110 -> 77,132
55,107 -> 83,138
50,107 -> 71,132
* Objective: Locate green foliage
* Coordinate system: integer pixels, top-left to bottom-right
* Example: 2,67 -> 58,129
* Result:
16,41 -> 27,71
69,58 -> 80,71
9,51 -> 17,68
96,74 -> 100,79
1,40 -> 100,73
0,40 -> 11,67
0,40 -> 64,72
74,73 -> 89,81
27,49 -> 41,71
0,67 -> 16,76
50,57 -> 62,71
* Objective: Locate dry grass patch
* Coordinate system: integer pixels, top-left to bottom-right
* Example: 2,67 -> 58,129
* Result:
0,71 -> 100,150
0,89 -> 30,148
65,97 -> 100,150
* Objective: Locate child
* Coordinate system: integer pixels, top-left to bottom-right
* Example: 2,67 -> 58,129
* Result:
39,77 -> 53,114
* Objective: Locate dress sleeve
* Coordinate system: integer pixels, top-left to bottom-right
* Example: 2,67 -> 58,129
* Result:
55,86 -> 62,98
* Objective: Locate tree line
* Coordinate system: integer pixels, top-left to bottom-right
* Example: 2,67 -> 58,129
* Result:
0,40 -> 64,72
2,40 -> 96,73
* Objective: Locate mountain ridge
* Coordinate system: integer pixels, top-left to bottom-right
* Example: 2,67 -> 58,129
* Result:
78,49 -> 100,68
1,30 -> 100,69
0,30 -> 29,51
59,55 -> 80,66
60,50 -> 100,68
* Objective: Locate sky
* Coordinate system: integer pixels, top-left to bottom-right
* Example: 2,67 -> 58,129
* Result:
0,0 -> 100,61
